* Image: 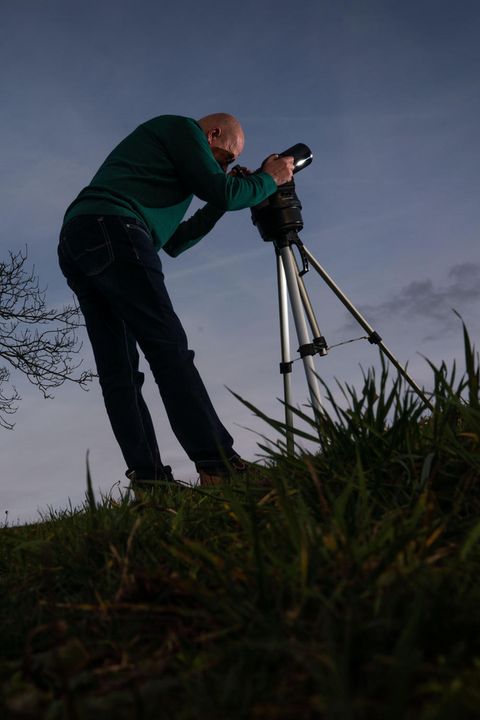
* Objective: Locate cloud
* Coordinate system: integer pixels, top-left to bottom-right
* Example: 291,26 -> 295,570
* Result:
344,263 -> 480,340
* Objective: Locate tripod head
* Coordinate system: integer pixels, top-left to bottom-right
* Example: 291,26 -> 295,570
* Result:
251,143 -> 312,243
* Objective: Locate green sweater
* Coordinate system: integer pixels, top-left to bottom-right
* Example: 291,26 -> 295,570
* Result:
63,115 -> 277,257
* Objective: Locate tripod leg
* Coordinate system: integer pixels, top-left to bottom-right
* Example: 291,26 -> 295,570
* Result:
293,255 -> 328,356
276,255 -> 295,454
279,246 -> 323,420
302,245 -> 433,411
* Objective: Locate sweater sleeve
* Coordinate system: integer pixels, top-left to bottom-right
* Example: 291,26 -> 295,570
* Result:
158,118 -> 278,210
162,203 -> 225,257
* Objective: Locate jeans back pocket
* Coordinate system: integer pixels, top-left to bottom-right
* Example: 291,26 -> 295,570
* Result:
62,216 -> 115,277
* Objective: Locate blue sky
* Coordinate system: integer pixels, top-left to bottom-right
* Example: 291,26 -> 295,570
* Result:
1,0 -> 479,524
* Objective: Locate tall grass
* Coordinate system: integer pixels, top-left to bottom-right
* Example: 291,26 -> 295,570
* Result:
1,323 -> 480,719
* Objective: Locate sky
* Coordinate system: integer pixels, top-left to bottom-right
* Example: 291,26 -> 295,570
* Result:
1,0 -> 479,525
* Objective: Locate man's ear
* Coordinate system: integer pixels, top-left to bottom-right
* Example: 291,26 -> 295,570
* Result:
206,127 -> 222,146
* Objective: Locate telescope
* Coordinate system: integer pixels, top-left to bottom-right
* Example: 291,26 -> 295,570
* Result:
251,143 -> 312,241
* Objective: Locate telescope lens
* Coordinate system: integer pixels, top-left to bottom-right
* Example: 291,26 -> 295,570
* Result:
279,143 -> 313,174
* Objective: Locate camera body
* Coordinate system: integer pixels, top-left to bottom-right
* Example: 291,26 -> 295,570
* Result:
250,143 -> 312,241
251,180 -> 304,241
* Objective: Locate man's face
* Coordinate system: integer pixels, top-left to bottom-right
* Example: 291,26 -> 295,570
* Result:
210,146 -> 237,172
206,126 -> 244,172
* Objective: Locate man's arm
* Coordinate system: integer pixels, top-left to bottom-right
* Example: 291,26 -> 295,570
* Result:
154,118 -> 278,210
162,203 -> 225,257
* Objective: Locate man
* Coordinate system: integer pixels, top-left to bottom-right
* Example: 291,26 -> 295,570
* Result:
58,112 -> 293,493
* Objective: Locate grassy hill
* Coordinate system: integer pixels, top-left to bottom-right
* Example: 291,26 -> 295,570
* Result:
1,326 -> 480,719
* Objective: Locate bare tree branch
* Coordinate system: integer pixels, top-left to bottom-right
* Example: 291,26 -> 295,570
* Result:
0,248 -> 94,428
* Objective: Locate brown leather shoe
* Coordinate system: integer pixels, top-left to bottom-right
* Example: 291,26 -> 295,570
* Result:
198,456 -> 271,487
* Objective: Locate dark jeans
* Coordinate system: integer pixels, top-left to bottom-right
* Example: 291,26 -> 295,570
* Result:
58,214 -> 235,478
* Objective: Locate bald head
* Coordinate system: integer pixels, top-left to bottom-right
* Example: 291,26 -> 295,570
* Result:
197,113 -> 245,170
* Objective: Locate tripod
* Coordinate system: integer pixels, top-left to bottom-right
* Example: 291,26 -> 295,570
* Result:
273,230 -> 433,453
250,145 -> 433,454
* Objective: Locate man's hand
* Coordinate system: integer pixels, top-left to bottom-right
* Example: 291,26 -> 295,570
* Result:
229,165 -> 251,177
261,154 -> 294,185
